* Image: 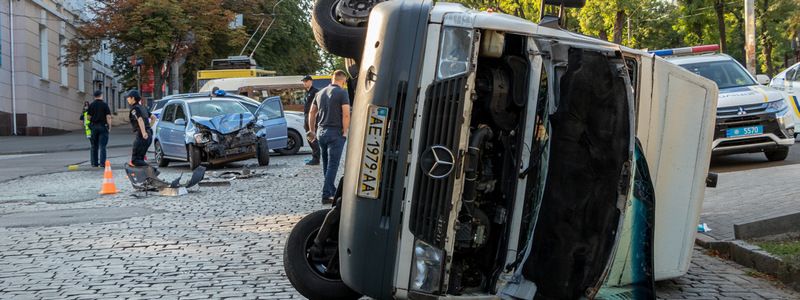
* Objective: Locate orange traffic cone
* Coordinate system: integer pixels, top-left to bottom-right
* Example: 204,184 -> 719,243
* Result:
99,160 -> 119,195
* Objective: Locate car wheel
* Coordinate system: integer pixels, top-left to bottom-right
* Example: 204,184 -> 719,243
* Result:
312,0 -> 367,60
765,146 -> 790,162
257,138 -> 270,166
277,130 -> 303,155
154,141 -> 170,167
284,209 -> 361,300
188,144 -> 202,170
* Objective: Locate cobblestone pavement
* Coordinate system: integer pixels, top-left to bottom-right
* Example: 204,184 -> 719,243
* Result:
0,155 -> 797,299
700,163 -> 800,241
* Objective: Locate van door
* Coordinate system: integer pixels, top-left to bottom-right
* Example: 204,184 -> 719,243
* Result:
634,54 -> 718,280
255,96 -> 289,150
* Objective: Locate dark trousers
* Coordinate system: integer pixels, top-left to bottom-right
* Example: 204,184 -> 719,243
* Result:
310,139 -> 320,161
131,129 -> 153,166
318,128 -> 346,199
89,124 -> 109,167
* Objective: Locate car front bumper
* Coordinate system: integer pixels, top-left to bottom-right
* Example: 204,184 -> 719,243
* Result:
712,112 -> 795,155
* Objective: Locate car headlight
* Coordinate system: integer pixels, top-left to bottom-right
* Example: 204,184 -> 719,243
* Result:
194,132 -> 211,144
766,99 -> 788,113
437,26 -> 473,80
410,240 -> 444,294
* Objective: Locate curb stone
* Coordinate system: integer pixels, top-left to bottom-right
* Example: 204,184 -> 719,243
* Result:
695,234 -> 800,291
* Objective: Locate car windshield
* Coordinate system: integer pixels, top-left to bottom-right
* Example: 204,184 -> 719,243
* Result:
188,101 -> 248,118
679,60 -> 756,89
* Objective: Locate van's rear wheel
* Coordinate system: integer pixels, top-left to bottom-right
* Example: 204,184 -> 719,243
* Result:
311,0 -> 368,60
284,209 -> 360,300
765,146 -> 790,161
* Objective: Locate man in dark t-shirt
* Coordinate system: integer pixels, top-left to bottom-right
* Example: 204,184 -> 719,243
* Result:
308,70 -> 351,204
126,90 -> 152,167
302,75 -> 320,165
87,90 -> 112,167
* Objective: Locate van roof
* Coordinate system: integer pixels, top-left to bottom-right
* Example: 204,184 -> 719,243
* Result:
199,75 -> 331,93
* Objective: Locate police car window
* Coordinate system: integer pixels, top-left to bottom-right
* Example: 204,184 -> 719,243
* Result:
680,60 -> 756,89
174,105 -> 186,121
787,67 -> 798,81
258,99 -> 283,120
162,104 -> 176,123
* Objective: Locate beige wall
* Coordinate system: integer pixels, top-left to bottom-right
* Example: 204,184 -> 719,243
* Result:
1,0 -> 97,134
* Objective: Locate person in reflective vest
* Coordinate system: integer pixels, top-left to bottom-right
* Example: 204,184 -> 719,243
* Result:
80,101 -> 91,139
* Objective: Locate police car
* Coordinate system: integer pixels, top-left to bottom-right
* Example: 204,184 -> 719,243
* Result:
769,62 -> 800,128
657,45 -> 795,161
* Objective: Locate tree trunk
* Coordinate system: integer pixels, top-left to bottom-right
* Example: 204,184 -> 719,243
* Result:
715,0 -> 727,53
613,10 -> 626,44
153,63 -> 164,100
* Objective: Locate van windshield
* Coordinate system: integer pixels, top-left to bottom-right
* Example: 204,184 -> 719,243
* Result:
679,60 -> 756,89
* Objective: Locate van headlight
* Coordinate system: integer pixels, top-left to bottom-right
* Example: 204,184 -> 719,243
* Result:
767,99 -> 788,113
437,26 -> 473,80
410,240 -> 444,293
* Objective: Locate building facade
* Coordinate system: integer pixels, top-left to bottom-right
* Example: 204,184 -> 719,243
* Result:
0,0 -> 123,136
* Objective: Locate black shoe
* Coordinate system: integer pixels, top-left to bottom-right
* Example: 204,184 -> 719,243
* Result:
322,197 -> 334,205
306,159 -> 320,166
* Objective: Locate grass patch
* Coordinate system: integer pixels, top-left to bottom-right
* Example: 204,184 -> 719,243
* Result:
752,239 -> 800,265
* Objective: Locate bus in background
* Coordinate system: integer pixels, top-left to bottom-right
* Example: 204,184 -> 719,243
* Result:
199,75 -> 332,112
195,56 -> 276,90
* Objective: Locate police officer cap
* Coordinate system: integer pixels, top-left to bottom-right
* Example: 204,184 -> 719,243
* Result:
127,90 -> 141,101
301,75 -> 313,82
93,90 -> 103,97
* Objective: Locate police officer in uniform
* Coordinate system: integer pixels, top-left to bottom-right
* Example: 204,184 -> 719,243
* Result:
302,75 -> 320,165
126,90 -> 153,167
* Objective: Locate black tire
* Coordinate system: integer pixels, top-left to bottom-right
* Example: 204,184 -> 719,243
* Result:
312,0 -> 367,60
765,146 -> 790,162
257,138 -> 270,166
154,141 -> 170,167
284,210 -> 360,300
277,130 -> 303,155
188,144 -> 202,170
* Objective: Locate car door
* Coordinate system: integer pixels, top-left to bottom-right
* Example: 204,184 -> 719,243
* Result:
171,103 -> 189,159
782,65 -> 800,120
255,96 -> 289,150
158,103 -> 179,157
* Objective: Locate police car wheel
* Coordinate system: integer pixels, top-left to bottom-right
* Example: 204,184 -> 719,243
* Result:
257,138 -> 270,166
284,209 -> 361,300
312,0 -> 366,60
765,146 -> 790,162
188,145 -> 202,170
155,141 -> 170,167
277,130 -> 302,156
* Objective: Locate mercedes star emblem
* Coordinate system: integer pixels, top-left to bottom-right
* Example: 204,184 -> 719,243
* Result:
420,145 -> 455,179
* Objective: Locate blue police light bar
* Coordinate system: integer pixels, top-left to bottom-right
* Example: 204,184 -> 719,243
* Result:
649,45 -> 720,57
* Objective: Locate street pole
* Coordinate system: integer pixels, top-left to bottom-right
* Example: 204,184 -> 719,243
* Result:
9,0 -> 17,135
744,0 -> 756,75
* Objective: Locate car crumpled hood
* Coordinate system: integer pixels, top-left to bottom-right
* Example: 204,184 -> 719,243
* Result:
191,113 -> 256,134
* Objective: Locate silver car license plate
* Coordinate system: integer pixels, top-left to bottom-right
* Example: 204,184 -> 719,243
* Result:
357,105 -> 390,199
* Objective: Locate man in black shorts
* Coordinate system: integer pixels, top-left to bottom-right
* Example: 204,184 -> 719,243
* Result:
126,90 -> 152,167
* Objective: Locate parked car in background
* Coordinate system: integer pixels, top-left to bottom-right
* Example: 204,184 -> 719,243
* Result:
769,62 -> 800,133
660,46 -> 795,161
153,94 -> 288,169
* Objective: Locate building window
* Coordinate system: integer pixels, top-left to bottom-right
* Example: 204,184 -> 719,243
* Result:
77,62 -> 85,92
39,24 -> 49,79
60,35 -> 68,86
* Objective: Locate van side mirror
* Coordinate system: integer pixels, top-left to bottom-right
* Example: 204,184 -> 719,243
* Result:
174,118 -> 186,126
756,74 -> 771,85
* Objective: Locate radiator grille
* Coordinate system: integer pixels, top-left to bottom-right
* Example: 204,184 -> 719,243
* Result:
380,81 -> 409,218
409,76 -> 467,247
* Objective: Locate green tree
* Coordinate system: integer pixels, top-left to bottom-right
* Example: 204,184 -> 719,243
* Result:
755,0 -> 798,75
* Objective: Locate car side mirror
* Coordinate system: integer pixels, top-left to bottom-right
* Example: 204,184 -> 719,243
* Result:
174,118 -> 186,126
756,74 -> 771,85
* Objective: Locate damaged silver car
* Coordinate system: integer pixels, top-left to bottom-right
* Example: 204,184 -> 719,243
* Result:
154,95 -> 287,169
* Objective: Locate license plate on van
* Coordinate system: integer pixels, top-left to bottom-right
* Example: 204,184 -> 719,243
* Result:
357,105 -> 390,199
726,125 -> 763,138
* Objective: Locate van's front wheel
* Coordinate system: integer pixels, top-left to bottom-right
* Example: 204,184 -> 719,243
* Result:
284,209 -> 360,300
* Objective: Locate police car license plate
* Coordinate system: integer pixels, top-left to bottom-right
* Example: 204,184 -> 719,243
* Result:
357,105 -> 390,199
726,125 -> 763,138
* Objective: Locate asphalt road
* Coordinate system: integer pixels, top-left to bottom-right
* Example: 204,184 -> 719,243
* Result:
710,140 -> 800,173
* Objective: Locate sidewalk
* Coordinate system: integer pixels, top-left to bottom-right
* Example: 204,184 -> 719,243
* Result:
0,127 -> 133,155
700,163 -> 800,241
